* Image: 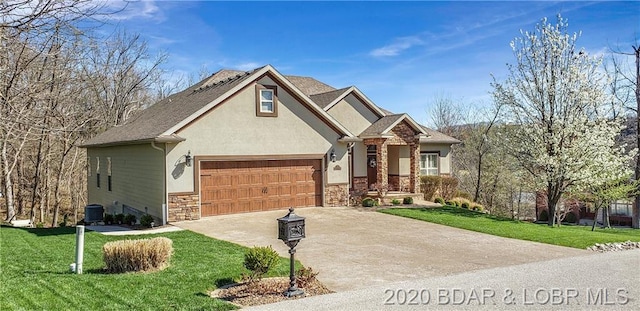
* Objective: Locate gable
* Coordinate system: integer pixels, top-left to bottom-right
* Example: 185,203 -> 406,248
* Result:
175,75 -> 342,155
326,93 -> 380,135
387,120 -> 421,145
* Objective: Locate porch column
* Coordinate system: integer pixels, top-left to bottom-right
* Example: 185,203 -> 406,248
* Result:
376,140 -> 388,186
409,143 -> 420,193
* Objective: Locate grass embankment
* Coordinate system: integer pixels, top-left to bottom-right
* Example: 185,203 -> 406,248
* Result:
0,226 -> 293,310
380,206 -> 640,249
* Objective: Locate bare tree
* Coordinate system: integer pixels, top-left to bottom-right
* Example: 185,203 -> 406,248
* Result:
427,94 -> 465,137
0,1 -> 164,226
607,43 -> 640,229
82,30 -> 166,129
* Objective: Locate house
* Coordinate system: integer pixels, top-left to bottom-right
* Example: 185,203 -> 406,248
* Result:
80,65 -> 460,224
535,193 -> 634,226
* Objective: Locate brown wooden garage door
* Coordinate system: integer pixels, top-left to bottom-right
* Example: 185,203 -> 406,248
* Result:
200,159 -> 322,216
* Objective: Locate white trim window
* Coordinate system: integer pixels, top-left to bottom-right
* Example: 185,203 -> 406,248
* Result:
255,84 -> 278,117
420,153 -> 439,176
260,89 -> 274,113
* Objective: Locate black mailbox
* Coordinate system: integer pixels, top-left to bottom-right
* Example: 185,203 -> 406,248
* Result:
278,208 -> 305,243
277,207 -> 306,297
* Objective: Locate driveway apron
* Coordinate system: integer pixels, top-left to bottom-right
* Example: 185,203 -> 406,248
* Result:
175,206 -> 587,292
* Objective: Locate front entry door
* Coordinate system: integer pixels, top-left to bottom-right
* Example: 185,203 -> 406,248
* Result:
367,155 -> 377,189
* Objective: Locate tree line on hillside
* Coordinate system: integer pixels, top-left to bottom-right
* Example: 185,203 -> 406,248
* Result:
430,15 -> 639,228
0,1 -> 178,226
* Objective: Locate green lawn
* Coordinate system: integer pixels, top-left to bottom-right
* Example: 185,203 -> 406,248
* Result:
380,206 -> 640,249
0,226 -> 294,310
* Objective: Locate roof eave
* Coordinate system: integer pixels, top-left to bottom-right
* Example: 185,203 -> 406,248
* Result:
79,135 -> 185,148
359,134 -> 394,139
419,138 -> 462,144
338,136 -> 363,143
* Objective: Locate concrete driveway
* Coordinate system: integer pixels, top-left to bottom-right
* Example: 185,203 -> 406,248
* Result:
175,206 -> 587,292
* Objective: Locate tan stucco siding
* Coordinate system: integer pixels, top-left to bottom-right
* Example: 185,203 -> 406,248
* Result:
326,94 -> 378,135
87,144 -> 164,219
420,143 -> 452,175
168,76 -> 348,193
352,142 -> 368,177
398,146 -> 411,175
388,146 -> 399,175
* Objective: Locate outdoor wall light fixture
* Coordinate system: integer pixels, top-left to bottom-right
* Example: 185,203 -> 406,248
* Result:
185,151 -> 192,167
330,149 -> 337,162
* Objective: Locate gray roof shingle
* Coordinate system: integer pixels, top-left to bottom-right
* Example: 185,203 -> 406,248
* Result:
360,114 -> 405,136
420,126 -> 461,144
284,75 -> 336,95
309,87 -> 351,109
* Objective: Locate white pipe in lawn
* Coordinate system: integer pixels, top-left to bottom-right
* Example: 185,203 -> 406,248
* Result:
75,225 -> 85,274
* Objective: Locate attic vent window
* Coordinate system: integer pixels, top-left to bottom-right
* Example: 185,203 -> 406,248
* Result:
256,84 -> 278,117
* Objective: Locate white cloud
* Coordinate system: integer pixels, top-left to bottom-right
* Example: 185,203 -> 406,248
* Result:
369,36 -> 424,57
216,61 -> 262,71
233,62 -> 262,71
100,0 -> 162,21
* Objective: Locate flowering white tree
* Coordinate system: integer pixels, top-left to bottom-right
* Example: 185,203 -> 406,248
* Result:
492,15 -> 636,226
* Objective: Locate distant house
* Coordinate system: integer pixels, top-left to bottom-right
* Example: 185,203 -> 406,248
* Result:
80,65 -> 459,224
536,193 -> 634,226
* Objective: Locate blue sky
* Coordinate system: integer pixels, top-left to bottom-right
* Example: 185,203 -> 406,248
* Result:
104,1 -> 640,125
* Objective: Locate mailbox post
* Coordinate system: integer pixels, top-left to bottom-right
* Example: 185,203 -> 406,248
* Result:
277,208 -> 305,297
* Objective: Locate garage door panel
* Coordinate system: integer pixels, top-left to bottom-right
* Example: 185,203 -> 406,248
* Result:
200,159 -> 322,216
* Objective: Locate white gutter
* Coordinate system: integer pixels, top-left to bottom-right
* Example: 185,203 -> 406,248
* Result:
151,141 -> 168,225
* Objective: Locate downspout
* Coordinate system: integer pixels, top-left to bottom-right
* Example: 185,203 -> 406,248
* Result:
151,141 -> 168,225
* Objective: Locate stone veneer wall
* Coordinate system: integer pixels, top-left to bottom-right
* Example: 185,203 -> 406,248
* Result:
399,175 -> 411,192
388,175 -> 400,191
385,175 -> 412,191
325,184 -> 349,206
387,122 -> 417,145
168,193 -> 200,222
409,144 -> 420,193
353,177 -> 368,192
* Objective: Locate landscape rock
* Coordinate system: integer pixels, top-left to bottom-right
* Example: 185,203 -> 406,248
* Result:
587,240 -> 640,252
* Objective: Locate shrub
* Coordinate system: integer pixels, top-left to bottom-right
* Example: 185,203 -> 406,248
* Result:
295,266 -> 319,289
472,204 -> 485,212
362,197 -> 376,208
104,214 -> 114,224
445,200 -> 454,206
349,188 -> 367,206
371,182 -> 389,200
440,176 -> 459,199
454,190 -> 473,201
244,245 -> 279,281
564,212 -> 578,224
538,210 -> 549,222
420,175 -> 442,201
453,197 -> 472,209
403,197 -> 413,204
434,197 -> 445,204
114,213 -> 125,224
36,222 -> 44,228
103,237 -> 173,273
391,199 -> 402,205
140,214 -> 154,227
124,214 -> 136,225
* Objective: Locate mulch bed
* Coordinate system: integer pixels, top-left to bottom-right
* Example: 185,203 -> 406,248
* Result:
211,277 -> 333,307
